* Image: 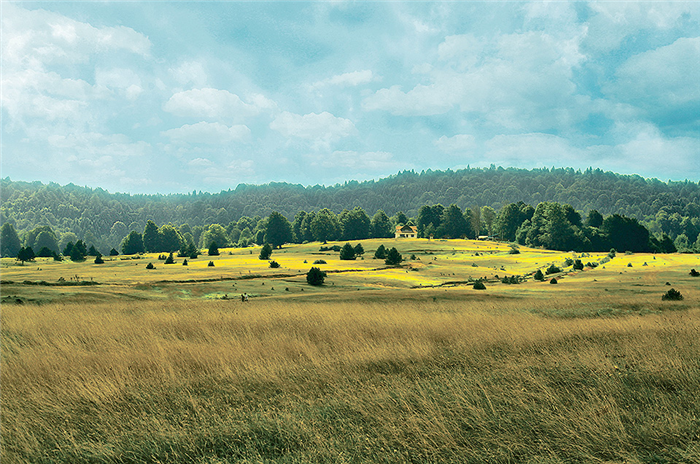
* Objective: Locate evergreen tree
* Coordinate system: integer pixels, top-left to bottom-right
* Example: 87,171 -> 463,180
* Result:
439,204 -> 470,238
87,244 -> 98,256
17,246 -> 35,264
160,224 -> 184,252
1,223 -> 21,257
164,252 -> 175,264
311,208 -> 340,242
208,241 -> 220,256
94,252 -> 104,264
385,247 -> 402,265
370,210 -> 394,238
109,248 -> 119,256
374,244 -> 387,259
306,267 -> 326,286
143,220 -> 161,253
339,207 -> 370,240
339,243 -> 356,260
354,243 -> 364,256
70,240 -> 87,261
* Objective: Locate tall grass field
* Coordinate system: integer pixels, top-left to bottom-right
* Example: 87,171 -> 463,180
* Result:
3,297 -> 699,462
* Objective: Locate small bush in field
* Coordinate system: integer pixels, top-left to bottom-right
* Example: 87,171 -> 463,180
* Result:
208,261 -> 215,267
269,260 -> 280,268
146,262 -> 155,270
662,288 -> 683,301
690,269 -> 699,277
550,277 -> 558,284
306,267 -> 326,286
182,259 -> 188,266
473,280 -> 486,290
534,269 -> 545,281
313,259 -> 327,264
546,264 -> 561,275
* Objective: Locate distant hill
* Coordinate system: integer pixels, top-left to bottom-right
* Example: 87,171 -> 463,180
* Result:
2,166 -> 699,244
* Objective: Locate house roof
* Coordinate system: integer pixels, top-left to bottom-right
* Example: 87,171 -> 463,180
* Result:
396,225 -> 418,233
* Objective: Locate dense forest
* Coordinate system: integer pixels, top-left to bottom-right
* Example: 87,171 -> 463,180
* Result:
2,166 -> 699,257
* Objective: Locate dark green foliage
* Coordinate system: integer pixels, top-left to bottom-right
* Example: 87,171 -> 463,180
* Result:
63,242 -> 74,257
534,269 -> 545,281
586,210 -> 604,228
208,242 -> 219,256
70,240 -> 87,262
1,223 -> 21,257
146,262 -> 155,270
164,253 -> 175,264
385,247 -> 402,266
16,246 -> 35,264
417,205 -> 444,238
259,243 -> 272,260
189,250 -> 199,259
182,259 -> 188,266
627,262 -> 633,267
690,269 -> 699,277
339,243 -> 356,260
306,267 -> 326,286
269,260 -> 280,268
602,215 -> 650,253
94,253 -> 104,264
501,276 -> 520,284
374,244 -> 387,259
508,244 -> 520,254
37,246 -> 54,258
438,204 -> 470,239
550,277 -> 558,284
313,259 -> 327,264
370,210 -> 394,238
264,211 -> 293,248
319,245 -> 341,252
88,245 -> 98,256
143,220 -> 161,253
662,288 -> 683,301
32,229 -> 59,255
573,259 -> 584,271
310,209 -> 340,242
109,248 -> 119,256
546,264 -> 561,275
121,231 -> 144,255
473,280 -> 486,290
354,243 -> 364,256
564,258 -> 574,267
339,207 -> 370,240
208,261 -> 215,267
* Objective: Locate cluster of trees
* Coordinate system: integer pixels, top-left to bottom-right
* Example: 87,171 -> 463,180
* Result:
3,167 -> 699,254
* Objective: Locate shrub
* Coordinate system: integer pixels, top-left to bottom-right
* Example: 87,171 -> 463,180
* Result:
164,253 -> 175,264
508,244 -> 520,254
182,259 -> 188,266
339,243 -> 356,260
662,288 -> 683,301
374,244 -> 387,259
269,260 -> 280,268
385,247 -> 402,266
586,262 -> 598,268
534,269 -> 545,281
313,259 -> 327,265
550,277 -> 558,284
501,276 -> 520,284
146,262 -> 155,270
573,259 -> 584,271
689,269 -> 699,277
189,250 -> 199,259
109,248 -> 119,256
37,247 -> 54,258
627,262 -> 633,267
94,253 -> 104,264
306,267 -> 326,286
208,261 -> 215,267
319,245 -> 341,252
608,249 -> 617,258
564,258 -> 574,267
354,243 -> 364,256
473,280 -> 486,290
546,264 -> 561,275
259,243 -> 272,260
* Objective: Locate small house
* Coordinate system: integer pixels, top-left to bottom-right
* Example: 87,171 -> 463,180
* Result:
395,224 -> 418,238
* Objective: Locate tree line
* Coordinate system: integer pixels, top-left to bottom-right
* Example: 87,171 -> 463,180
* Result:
2,166 -> 699,257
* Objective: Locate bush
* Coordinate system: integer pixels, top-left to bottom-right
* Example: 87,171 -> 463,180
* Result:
385,247 -> 402,266
269,260 -> 280,268
189,250 -> 199,259
164,252 -> 175,264
550,277 -> 558,284
627,262 -> 633,267
313,259 -> 327,265
109,248 -> 119,256
546,264 -> 561,275
306,267 -> 326,286
259,243 -> 272,260
319,245 -> 341,252
37,247 -> 54,258
208,261 -> 215,267
573,259 -> 584,271
374,244 -> 387,259
473,280 -> 486,290
689,269 -> 699,277
662,288 -> 683,301
534,269 -> 545,281
354,243 -> 364,256
146,262 -> 155,270
339,243 -> 356,260
94,253 -> 104,264
501,276 -> 520,284
608,249 -> 617,258
508,244 -> 520,254
182,259 -> 188,266
564,258 -> 574,267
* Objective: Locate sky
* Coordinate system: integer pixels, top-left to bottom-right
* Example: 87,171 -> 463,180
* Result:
2,1 -> 700,194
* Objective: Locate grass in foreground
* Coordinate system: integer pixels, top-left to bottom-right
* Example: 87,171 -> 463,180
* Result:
3,297 -> 699,463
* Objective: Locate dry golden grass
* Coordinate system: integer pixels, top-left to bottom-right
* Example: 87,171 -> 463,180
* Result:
3,296 -> 699,463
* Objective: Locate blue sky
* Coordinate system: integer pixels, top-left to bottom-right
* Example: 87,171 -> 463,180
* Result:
2,1 -> 699,194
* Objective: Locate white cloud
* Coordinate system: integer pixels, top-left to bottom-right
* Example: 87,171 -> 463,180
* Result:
435,134 -> 476,153
611,37 -> 700,108
437,34 -> 484,69
95,68 -> 144,101
47,132 -> 150,158
270,111 -> 356,148
310,70 -> 375,90
1,4 -> 151,68
163,88 -> 262,121
170,61 -> 208,88
162,122 -> 251,144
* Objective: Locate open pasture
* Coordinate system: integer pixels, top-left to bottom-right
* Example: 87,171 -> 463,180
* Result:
2,238 -> 698,308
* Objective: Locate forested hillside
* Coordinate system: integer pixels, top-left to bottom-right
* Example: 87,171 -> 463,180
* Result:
2,167 -> 699,255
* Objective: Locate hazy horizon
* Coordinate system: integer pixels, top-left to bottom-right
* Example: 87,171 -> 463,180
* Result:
3,1 -> 700,194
